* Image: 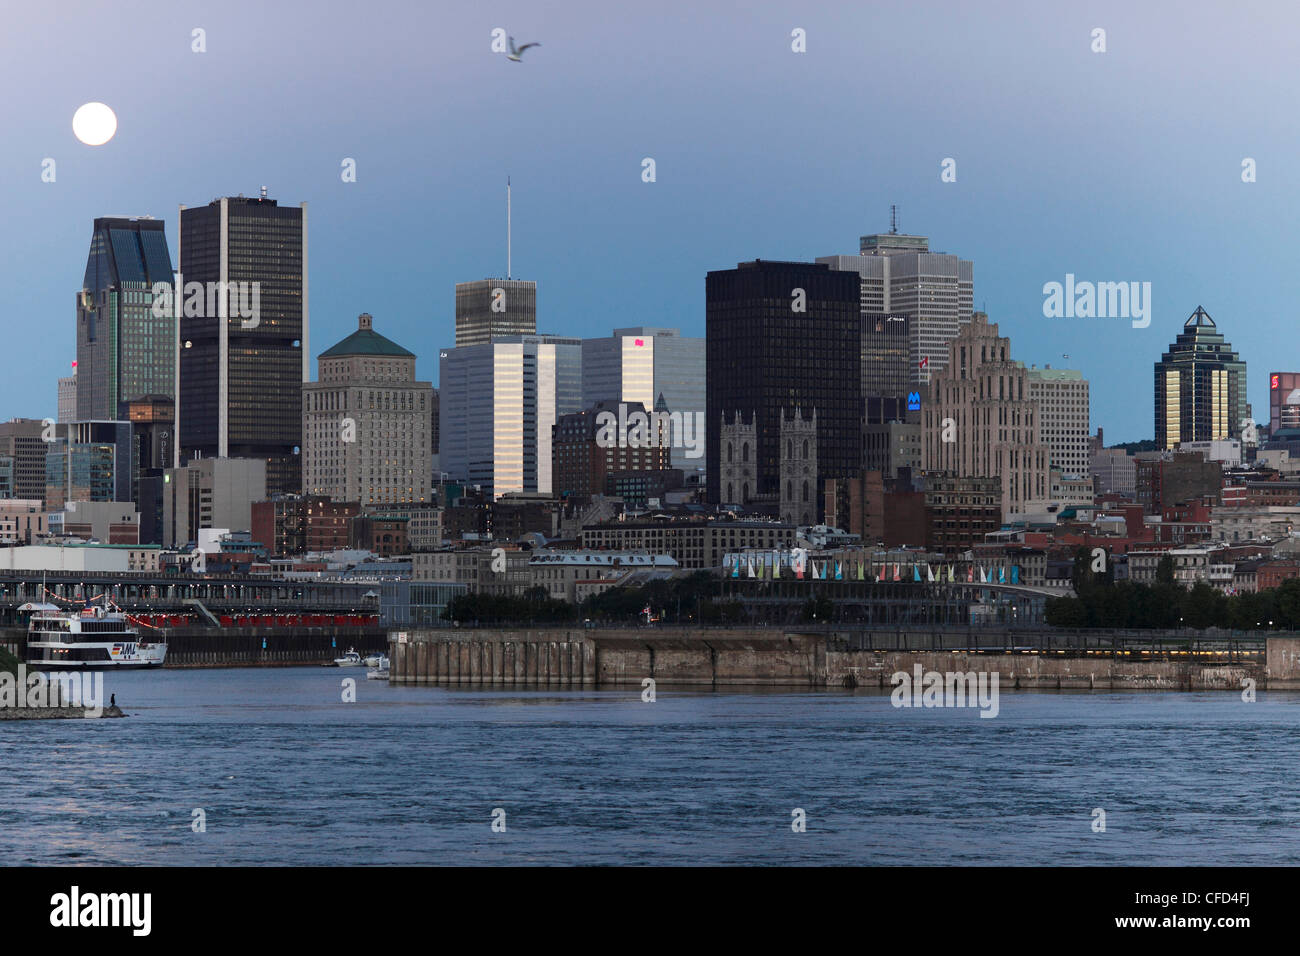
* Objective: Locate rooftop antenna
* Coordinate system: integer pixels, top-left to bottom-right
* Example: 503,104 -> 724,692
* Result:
507,177 -> 512,280
890,204 -> 898,235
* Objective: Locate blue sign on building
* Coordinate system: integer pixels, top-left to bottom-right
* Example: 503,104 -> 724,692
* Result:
907,391 -> 921,411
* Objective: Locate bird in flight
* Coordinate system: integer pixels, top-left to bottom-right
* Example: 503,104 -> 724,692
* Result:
507,37 -> 540,61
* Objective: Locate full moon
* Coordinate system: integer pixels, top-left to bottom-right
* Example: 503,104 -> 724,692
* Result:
72,102 -> 117,146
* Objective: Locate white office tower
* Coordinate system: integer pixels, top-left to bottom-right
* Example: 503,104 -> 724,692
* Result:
439,335 -> 582,498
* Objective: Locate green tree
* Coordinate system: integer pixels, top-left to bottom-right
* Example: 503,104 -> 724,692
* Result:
1156,554 -> 1175,584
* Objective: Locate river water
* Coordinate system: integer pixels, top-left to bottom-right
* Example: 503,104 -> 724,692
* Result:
4,667 -> 1299,865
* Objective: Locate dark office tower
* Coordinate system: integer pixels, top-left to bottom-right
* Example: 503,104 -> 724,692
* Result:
454,279 -> 536,346
1154,306 -> 1248,451
76,217 -> 175,421
861,313 -> 911,403
705,260 -> 861,515
178,194 -> 307,495
126,396 -> 173,544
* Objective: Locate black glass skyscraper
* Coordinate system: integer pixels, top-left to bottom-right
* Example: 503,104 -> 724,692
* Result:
178,194 -> 307,496
705,260 -> 861,514
77,217 -> 174,421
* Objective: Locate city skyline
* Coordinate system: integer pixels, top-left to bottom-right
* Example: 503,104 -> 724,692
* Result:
4,1 -> 1298,445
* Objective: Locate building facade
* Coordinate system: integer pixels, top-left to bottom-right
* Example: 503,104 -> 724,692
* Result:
162,456 -> 267,548
818,225 -> 973,386
439,334 -> 582,498
303,313 -> 432,506
551,399 -> 670,500
580,327 -> 706,471
177,194 -> 307,496
76,217 -> 175,421
1026,367 -> 1091,485
921,312 -> 1050,519
454,279 -> 537,347
705,260 -> 861,516
1154,306 -> 1247,451
0,419 -> 51,504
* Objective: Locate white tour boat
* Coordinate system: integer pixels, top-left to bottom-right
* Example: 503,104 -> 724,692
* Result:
22,601 -> 167,670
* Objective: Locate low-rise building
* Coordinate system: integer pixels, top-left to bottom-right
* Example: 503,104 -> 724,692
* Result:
0,542 -> 160,573
579,517 -> 795,569
530,550 -> 678,602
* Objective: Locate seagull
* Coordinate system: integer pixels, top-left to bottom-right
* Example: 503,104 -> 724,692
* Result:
507,37 -> 540,61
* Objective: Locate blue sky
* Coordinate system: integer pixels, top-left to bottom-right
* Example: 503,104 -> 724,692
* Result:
1,0 -> 1295,442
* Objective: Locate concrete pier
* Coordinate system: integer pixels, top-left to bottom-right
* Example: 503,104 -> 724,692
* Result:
389,627 -> 1296,691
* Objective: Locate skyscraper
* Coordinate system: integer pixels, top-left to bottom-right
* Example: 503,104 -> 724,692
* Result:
177,194 -> 307,495
581,327 -> 705,471
454,279 -> 537,346
439,334 -> 582,498
818,224 -> 973,386
1026,367 -> 1091,481
303,313 -> 433,506
921,312 -> 1050,520
58,371 -> 77,423
76,217 -> 175,420
43,420 -> 133,511
1154,306 -> 1247,451
705,260 -> 861,513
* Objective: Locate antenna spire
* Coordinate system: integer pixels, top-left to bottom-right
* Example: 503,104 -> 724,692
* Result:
507,177 -> 512,280
890,204 -> 898,234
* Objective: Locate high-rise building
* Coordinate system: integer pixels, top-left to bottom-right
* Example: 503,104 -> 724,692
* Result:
439,334 -> 582,498
921,312 -> 1050,520
1026,367 -> 1091,482
303,313 -> 433,506
1268,372 -> 1300,433
454,279 -> 536,346
818,225 -> 973,387
0,419 -> 50,504
76,217 -> 175,420
58,371 -> 77,423
581,327 -> 705,471
1154,306 -> 1247,451
860,313 -> 911,402
705,260 -> 861,514
162,456 -> 267,548
177,194 -> 307,496
126,396 -> 174,544
43,420 -> 132,511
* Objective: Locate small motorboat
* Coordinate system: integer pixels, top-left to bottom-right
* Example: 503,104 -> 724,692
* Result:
363,652 -> 385,668
328,648 -> 364,667
366,655 -> 390,680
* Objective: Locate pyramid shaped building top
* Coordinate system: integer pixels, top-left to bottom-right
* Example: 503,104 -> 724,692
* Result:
1185,305 -> 1216,329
